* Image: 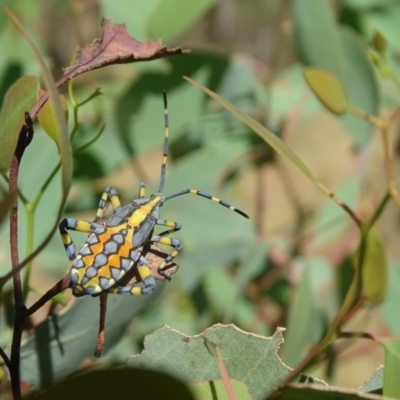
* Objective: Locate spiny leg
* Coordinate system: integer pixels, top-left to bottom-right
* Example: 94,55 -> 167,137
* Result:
95,186 -> 122,221
108,249 -> 156,296
154,220 -> 182,279
59,218 -> 100,261
150,235 -> 183,280
164,189 -> 249,219
156,219 -> 182,237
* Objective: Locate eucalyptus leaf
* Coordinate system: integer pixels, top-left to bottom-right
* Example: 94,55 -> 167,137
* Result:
0,75 -> 38,172
20,294 -> 155,389
303,68 -> 349,115
361,229 -> 388,305
128,324 -> 291,400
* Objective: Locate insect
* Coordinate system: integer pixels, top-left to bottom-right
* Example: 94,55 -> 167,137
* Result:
59,91 -> 249,297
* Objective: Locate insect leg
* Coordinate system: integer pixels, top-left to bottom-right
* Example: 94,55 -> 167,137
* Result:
156,219 -> 181,237
59,218 -> 100,261
164,189 -> 249,219
138,181 -> 146,199
95,186 -> 122,220
109,250 -> 156,296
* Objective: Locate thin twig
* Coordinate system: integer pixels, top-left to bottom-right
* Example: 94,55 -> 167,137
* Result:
94,292 -> 108,358
381,125 -> 400,207
368,192 -> 391,228
27,275 -> 70,317
339,331 -> 377,341
324,188 -> 363,228
9,113 -> 34,400
0,346 -> 10,369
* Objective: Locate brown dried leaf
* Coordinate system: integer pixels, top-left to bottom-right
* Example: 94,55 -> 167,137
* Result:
63,18 -> 188,79
118,242 -> 179,286
145,244 -> 179,281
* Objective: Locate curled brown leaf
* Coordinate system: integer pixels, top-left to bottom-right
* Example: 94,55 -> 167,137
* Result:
63,18 -> 189,79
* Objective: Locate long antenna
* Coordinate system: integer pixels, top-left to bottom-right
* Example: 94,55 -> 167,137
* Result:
164,189 -> 249,219
158,91 -> 169,194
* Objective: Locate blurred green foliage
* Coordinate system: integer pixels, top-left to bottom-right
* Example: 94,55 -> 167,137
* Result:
1,0 -> 400,398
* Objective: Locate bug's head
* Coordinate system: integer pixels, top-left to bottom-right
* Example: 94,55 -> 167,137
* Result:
148,193 -> 166,208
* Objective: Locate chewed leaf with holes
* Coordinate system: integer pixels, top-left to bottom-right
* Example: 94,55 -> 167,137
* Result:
279,383 -> 389,399
127,324 -> 291,400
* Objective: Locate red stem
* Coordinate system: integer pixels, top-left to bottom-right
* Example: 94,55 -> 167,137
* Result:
9,114 -> 34,400
94,292 -> 108,358
27,275 -> 70,317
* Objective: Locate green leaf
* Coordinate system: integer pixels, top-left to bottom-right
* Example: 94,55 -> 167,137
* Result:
0,192 -> 14,227
281,265 -> 314,367
160,144 -> 254,291
371,31 -> 387,54
380,339 -> 400,399
313,177 -> 360,247
184,76 -> 346,206
346,0 -> 387,8
303,68 -> 349,115
148,0 -> 217,43
127,324 -> 292,399
279,382 -> 391,399
114,53 -> 229,162
37,89 -> 69,143
361,229 -> 388,305
339,27 -> 379,146
291,1 -> 379,145
359,366 -> 383,393
4,6 -> 72,201
224,240 -> 269,322
99,0 -> 159,41
190,380 -> 251,400
25,368 -> 195,400
382,262 -> 400,334
291,0 -> 344,79
0,75 -> 38,172
20,294 -> 155,389
366,2 -> 400,53
203,268 -> 235,317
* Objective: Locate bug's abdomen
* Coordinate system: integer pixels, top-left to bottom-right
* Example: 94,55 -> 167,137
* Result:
70,226 -> 134,296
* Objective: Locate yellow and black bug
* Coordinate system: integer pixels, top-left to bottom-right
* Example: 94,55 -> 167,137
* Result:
59,91 -> 249,297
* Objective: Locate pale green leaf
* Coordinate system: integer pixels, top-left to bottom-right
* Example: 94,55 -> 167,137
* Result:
37,89 -> 69,143
359,366 -> 383,393
0,75 -> 38,171
184,76 -> 345,205
291,0 -> 344,79
303,68 -> 349,115
148,0 -> 217,43
281,265 -> 314,367
4,6 -> 72,201
380,339 -> 400,398
190,380 -> 251,400
361,229 -> 388,305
